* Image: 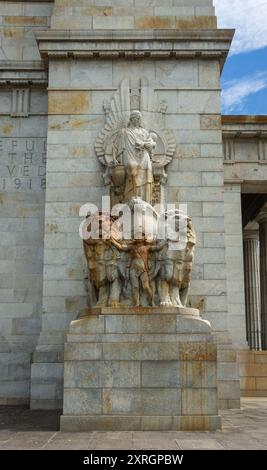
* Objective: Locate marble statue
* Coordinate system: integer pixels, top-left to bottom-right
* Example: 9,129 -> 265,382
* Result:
82,205 -> 196,309
155,211 -> 196,308
95,78 -> 176,206
112,110 -> 156,204
110,234 -> 165,307
83,213 -> 124,308
83,77 -> 198,309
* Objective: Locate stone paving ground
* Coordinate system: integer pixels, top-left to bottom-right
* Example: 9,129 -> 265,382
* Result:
0,398 -> 266,450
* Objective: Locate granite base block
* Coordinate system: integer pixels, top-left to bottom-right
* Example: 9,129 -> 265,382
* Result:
60,415 -> 222,432
60,308 -> 221,431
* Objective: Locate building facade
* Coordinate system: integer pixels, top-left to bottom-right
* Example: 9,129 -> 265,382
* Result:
0,0 -> 266,408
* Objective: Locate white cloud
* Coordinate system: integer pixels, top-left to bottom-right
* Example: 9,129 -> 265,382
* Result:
213,0 -> 267,55
221,72 -> 267,113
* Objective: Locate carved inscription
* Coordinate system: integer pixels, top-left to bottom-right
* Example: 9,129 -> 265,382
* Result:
0,138 -> 47,191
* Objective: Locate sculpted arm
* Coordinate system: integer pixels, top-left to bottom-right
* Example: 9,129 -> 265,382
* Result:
149,240 -> 166,253
110,237 -> 129,252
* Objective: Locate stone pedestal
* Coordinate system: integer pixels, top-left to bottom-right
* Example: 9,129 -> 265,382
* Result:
60,308 -> 221,431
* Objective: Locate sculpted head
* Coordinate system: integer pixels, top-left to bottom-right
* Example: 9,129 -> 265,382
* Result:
129,110 -> 142,127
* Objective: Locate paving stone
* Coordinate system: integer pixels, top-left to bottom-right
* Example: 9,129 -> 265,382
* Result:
0,399 -> 267,449
176,438 -> 224,450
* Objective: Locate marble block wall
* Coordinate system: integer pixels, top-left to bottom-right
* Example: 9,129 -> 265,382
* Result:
28,0 -> 239,409
0,1 -> 242,408
60,312 -> 221,431
0,2 -> 53,404
51,0 -> 216,30
0,1 -> 53,61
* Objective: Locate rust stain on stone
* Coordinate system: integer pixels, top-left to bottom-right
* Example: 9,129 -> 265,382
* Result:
176,16 -> 217,30
135,16 -> 175,29
45,223 -> 59,234
83,6 -> 113,16
181,416 -> 208,431
69,145 -> 92,158
17,206 -> 41,217
222,115 -> 267,124
206,344 -> 217,361
2,124 -> 14,135
241,376 -> 256,391
180,343 -> 216,362
70,204 -> 81,216
201,115 -> 221,130
65,297 -> 80,312
48,91 -> 90,115
3,28 -> 24,38
4,16 -> 47,26
67,267 -> 79,278
49,117 -> 99,131
103,391 -> 112,414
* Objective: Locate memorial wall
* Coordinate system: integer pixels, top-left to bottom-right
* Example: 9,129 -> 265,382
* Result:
0,1 -> 266,412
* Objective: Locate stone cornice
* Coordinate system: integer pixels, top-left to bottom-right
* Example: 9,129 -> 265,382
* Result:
0,60 -> 45,71
223,130 -> 267,139
0,61 -> 48,88
222,116 -> 267,125
35,28 -> 234,68
35,29 -> 234,42
222,116 -> 267,139
0,80 -> 47,88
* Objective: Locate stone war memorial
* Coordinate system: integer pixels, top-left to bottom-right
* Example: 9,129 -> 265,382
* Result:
1,0 -> 267,433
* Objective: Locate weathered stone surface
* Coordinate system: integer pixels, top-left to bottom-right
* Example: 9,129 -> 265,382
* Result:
0,0 -> 242,415
63,388 -> 102,415
65,360 -> 140,388
64,343 -> 102,361
179,342 -> 217,361
237,351 -> 267,397
48,91 -> 91,115
182,389 -> 218,415
60,312 -> 220,430
180,362 -> 217,388
102,388 -> 182,415
51,0 -> 216,31
60,414 -> 221,432
69,316 -> 105,334
141,361 -> 180,387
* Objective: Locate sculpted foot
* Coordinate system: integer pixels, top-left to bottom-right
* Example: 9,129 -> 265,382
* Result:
160,300 -> 173,307
108,301 -> 120,308
96,301 -> 107,308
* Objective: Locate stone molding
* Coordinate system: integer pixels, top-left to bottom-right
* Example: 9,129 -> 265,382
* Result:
0,60 -> 48,88
0,80 -> 47,88
223,130 -> 267,139
35,29 -> 234,68
0,60 -> 45,71
256,206 -> 267,224
243,230 -> 259,242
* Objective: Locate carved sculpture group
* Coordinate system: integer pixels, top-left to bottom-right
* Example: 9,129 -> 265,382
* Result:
83,207 -> 196,309
83,78 -> 197,310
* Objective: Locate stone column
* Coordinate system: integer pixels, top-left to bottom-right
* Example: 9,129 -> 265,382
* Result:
224,183 -> 247,347
257,208 -> 267,350
243,230 -> 261,350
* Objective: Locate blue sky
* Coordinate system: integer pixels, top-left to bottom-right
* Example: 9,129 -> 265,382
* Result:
214,0 -> 267,115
